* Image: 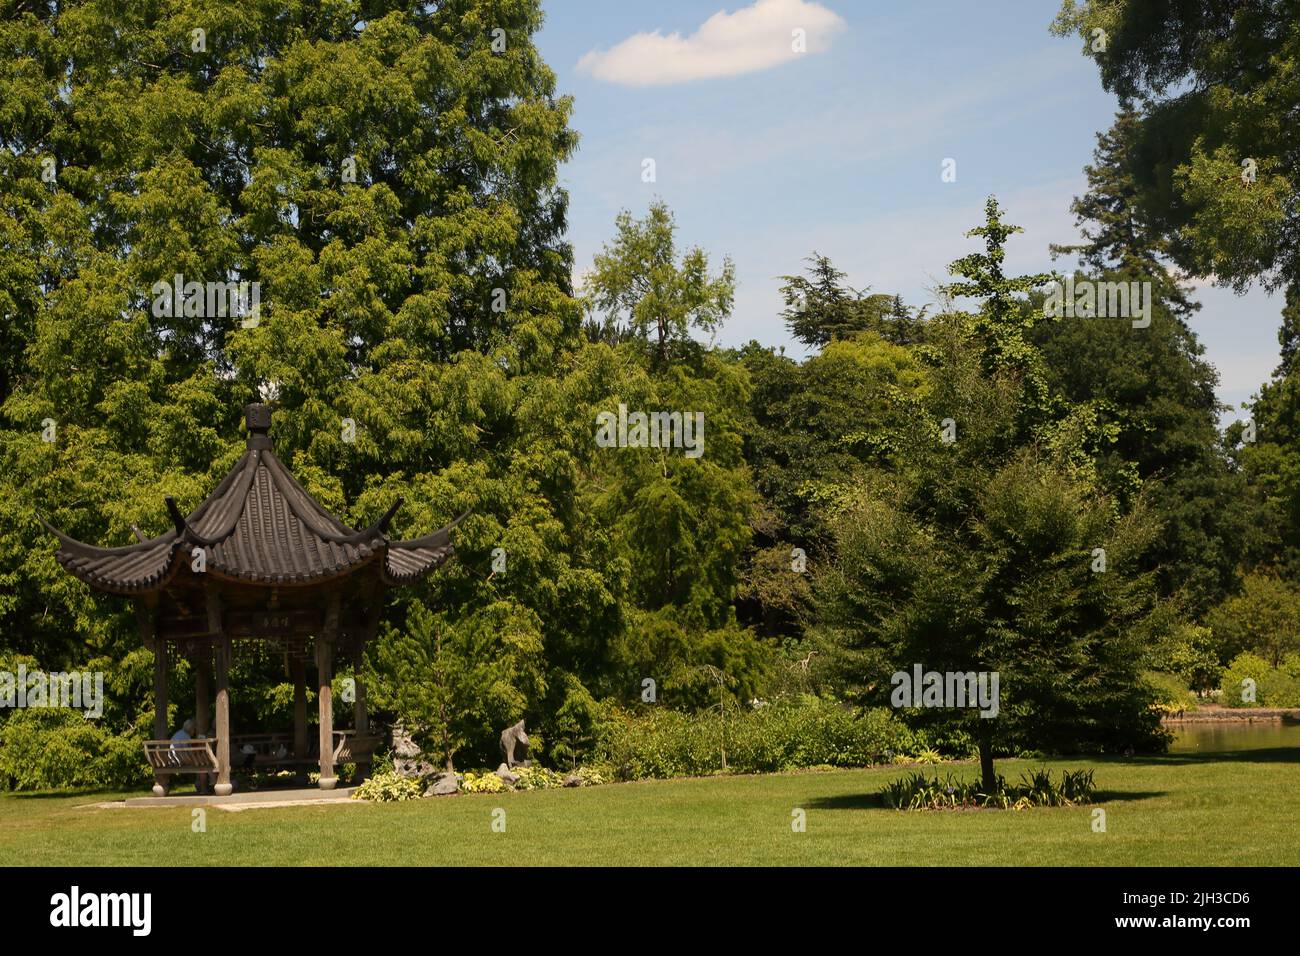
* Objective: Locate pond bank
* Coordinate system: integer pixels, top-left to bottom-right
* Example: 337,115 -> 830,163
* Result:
1162,706 -> 1300,724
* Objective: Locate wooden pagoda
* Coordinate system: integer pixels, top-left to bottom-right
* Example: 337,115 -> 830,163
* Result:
39,403 -> 463,795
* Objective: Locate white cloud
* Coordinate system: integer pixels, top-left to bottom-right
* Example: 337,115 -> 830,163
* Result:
576,0 -> 846,87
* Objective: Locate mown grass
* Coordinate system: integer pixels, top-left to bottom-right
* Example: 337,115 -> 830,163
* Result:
2,752 -> 1297,866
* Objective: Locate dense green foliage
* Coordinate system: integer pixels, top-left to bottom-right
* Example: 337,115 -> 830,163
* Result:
1051,2 -> 1300,711
815,200 -> 1172,791
1052,0 -> 1300,294
1220,652 -> 1300,709
0,1 -> 766,781
591,698 -> 917,781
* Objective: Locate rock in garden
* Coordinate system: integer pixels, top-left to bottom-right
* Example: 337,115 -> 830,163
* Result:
425,771 -> 460,796
495,763 -> 520,786
564,774 -> 581,787
392,723 -> 436,780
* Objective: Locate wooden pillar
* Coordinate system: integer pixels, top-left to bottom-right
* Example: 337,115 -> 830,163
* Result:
151,643 -> 168,739
355,588 -> 383,738
317,593 -> 341,790
151,645 -> 169,797
351,642 -> 369,783
139,600 -> 169,797
316,637 -> 335,790
192,644 -> 212,797
208,587 -> 232,797
214,639 -> 231,796
353,643 -> 368,735
193,647 -> 211,737
347,587 -> 382,784
292,655 -> 308,761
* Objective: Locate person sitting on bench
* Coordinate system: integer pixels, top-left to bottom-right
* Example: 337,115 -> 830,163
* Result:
168,719 -> 195,765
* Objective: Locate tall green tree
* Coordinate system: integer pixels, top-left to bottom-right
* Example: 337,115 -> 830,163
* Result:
736,334 -> 927,639
1050,109 -> 1199,319
1236,285 -> 1300,576
778,254 -> 923,348
1037,111 -> 1254,614
1205,573 -> 1300,668
0,0 -> 580,663
818,202 -> 1169,791
581,200 -> 734,365
1051,1 -> 1300,293
942,197 -> 1055,427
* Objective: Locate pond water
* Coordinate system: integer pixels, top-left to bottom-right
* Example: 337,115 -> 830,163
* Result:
1168,719 -> 1300,753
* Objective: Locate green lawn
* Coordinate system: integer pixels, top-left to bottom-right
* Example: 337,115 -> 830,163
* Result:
3,751 -> 1297,866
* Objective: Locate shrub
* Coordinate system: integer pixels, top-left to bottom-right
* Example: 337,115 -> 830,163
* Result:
512,765 -> 566,790
1205,573 -> 1300,666
1164,623 -> 1223,696
353,771 -> 423,803
0,708 -> 148,792
592,696 -> 915,781
1143,670 -> 1198,714
1220,652 -> 1300,707
909,725 -> 978,759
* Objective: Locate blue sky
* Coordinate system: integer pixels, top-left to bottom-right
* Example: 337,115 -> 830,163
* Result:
536,0 -> 1280,421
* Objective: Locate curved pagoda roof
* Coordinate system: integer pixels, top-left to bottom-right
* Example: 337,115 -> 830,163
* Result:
40,404 -> 463,594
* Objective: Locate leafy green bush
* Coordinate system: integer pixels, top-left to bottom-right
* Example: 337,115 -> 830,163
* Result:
593,696 -> 915,781
1206,574 -> 1300,666
1220,652 -> 1300,707
1143,670 -> 1198,714
908,725 -> 978,760
0,708 -> 149,792
353,771 -> 423,802
1163,623 -> 1223,696
512,765 -> 566,790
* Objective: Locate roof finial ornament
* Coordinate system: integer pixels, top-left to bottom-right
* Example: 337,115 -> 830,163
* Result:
245,403 -> 273,449
245,403 -> 272,433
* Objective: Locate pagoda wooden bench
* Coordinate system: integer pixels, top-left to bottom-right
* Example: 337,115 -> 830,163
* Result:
143,732 -> 380,794
224,731 -> 382,768
228,733 -> 302,769
143,739 -> 218,793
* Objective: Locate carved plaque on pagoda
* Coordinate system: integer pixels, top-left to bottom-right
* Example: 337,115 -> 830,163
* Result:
226,610 -> 314,637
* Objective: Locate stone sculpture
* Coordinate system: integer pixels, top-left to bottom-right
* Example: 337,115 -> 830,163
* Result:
500,719 -> 529,768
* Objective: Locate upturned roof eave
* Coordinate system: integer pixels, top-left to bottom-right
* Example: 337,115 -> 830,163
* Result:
37,405 -> 467,594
